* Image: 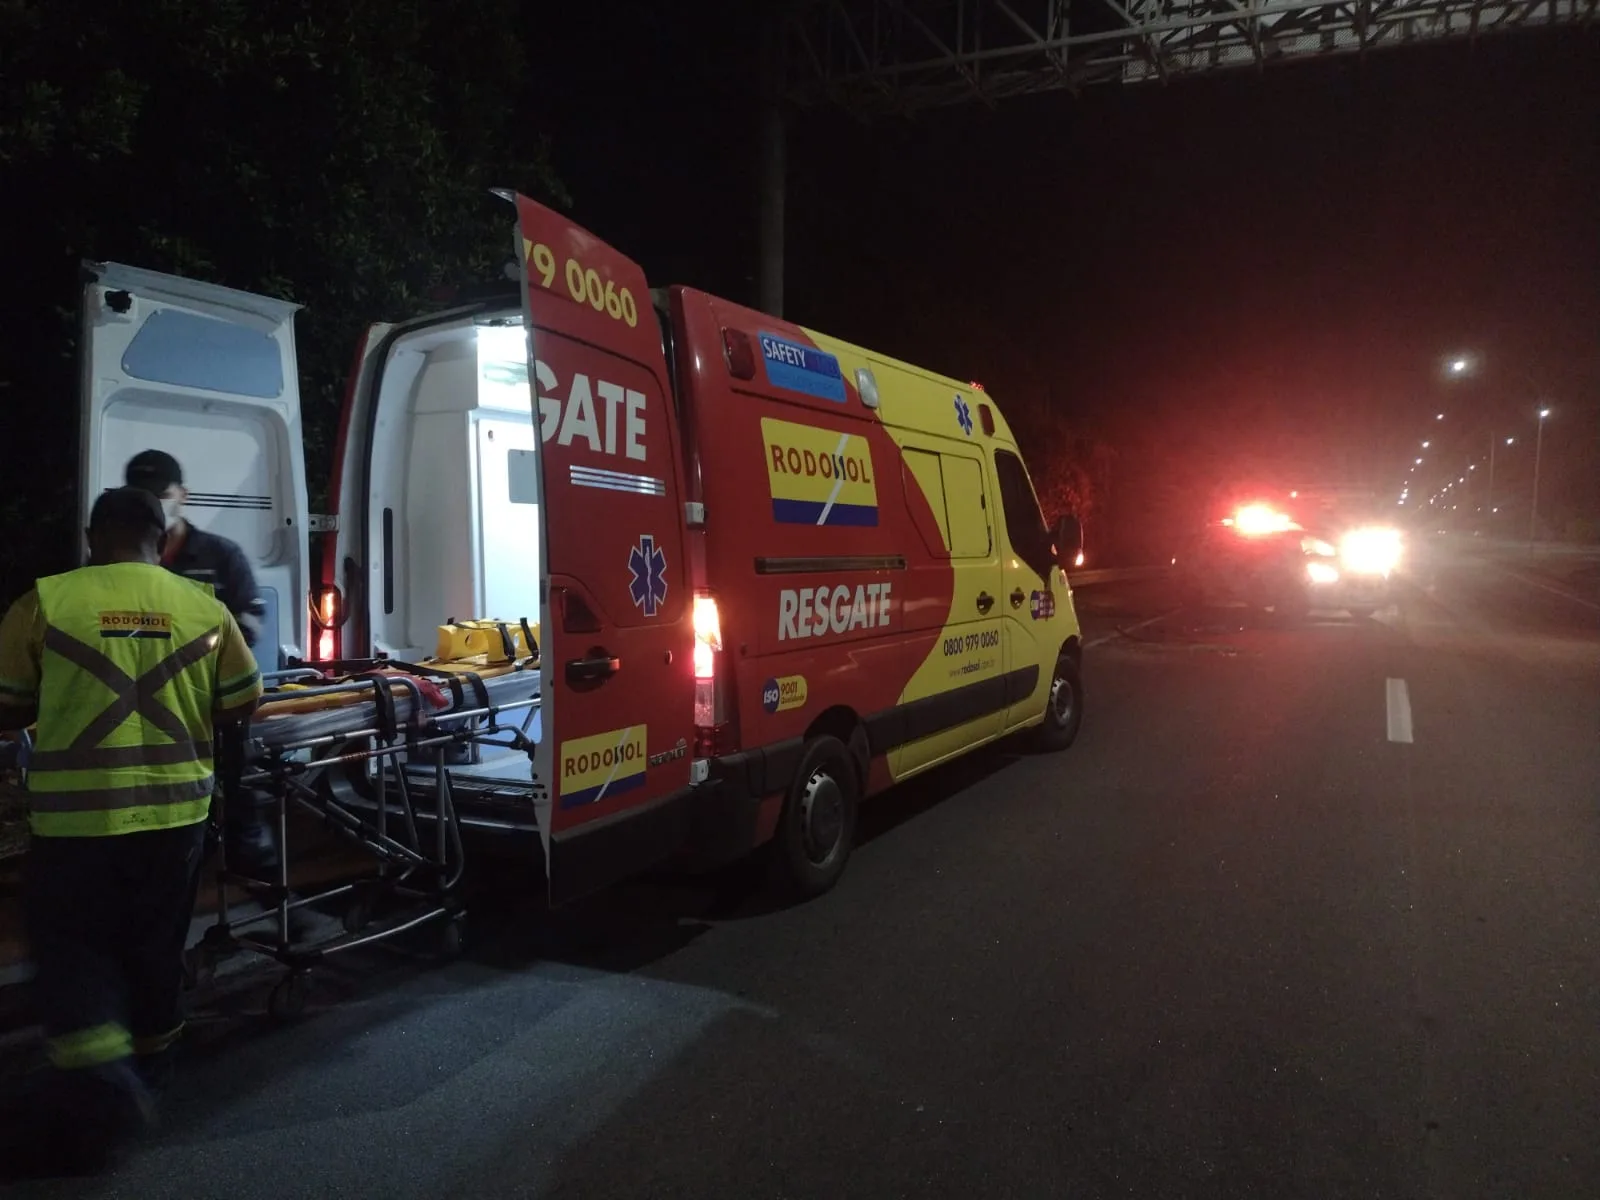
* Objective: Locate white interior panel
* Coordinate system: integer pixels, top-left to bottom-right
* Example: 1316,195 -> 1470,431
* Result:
476,419 -> 540,625
366,318 -> 541,661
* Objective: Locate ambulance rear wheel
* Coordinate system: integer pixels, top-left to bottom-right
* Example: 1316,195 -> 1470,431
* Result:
770,736 -> 858,900
1032,656 -> 1084,753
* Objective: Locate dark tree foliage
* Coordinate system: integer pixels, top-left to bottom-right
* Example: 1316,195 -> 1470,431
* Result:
1006,404 -> 1116,532
0,0 -> 565,603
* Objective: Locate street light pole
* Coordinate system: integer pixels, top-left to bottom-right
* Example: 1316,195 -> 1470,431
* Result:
1529,409 -> 1549,544
1487,431 -> 1496,520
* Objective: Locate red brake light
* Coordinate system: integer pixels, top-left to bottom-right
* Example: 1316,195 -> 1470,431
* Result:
693,593 -> 732,754
722,329 -> 755,380
311,585 -> 343,662
692,594 -> 722,683
1233,504 -> 1292,536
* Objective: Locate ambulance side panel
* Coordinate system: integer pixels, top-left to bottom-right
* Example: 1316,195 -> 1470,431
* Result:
675,289 -> 1045,811
77,264 -> 310,671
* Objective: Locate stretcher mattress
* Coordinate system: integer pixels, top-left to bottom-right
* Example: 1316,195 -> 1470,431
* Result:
251,662 -> 541,748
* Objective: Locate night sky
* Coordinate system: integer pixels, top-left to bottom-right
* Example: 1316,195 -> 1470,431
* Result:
530,8 -> 1597,553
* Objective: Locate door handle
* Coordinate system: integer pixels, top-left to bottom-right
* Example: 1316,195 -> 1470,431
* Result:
1010,588 -> 1026,608
976,592 -> 995,614
565,653 -> 621,686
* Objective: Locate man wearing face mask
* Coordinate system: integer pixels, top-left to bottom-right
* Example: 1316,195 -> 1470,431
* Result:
123,450 -> 278,880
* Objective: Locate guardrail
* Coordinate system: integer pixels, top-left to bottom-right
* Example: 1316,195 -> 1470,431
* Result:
1068,565 -> 1173,588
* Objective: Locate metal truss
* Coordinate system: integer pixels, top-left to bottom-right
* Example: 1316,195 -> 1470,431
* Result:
781,0 -> 1596,115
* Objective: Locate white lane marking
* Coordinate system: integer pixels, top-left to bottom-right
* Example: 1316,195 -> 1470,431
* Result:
1084,609 -> 1180,649
1499,568 -> 1600,612
1386,678 -> 1413,744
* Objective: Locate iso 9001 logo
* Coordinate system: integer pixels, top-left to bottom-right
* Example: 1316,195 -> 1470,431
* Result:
761,675 -> 808,714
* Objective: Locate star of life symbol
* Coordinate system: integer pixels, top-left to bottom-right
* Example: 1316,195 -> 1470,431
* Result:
954,394 -> 974,436
628,534 -> 668,618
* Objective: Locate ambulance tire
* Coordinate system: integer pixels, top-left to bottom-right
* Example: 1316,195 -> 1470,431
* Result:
769,736 -> 859,901
1032,656 -> 1084,753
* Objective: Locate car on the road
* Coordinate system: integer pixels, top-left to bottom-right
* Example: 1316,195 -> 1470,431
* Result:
1179,501 -> 1400,619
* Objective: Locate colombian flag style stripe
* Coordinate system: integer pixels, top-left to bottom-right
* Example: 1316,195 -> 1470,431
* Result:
770,499 -> 879,526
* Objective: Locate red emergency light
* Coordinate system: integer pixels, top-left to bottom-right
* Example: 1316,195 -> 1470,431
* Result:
1231,503 -> 1293,536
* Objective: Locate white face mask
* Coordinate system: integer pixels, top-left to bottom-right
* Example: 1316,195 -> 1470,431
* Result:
161,497 -> 183,529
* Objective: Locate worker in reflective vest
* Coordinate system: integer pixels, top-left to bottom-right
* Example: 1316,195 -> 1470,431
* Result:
0,487 -> 262,1174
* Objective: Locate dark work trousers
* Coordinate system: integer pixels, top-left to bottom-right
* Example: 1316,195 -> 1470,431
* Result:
218,722 -> 278,876
23,822 -> 207,1129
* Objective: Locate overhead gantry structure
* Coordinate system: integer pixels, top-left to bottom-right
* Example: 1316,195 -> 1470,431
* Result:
756,0 -> 1593,311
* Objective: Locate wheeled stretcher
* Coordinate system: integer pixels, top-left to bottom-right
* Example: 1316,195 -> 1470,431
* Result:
188,646 -> 541,1019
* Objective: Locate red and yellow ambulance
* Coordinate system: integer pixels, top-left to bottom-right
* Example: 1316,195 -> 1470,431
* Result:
76,193 -> 1086,904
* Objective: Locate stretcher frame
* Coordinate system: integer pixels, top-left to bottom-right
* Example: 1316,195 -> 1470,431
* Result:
186,661 -> 540,1019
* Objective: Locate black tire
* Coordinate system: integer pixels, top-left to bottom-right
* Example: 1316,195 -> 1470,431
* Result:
768,735 -> 859,900
267,974 -> 308,1021
436,915 -> 466,958
342,895 -> 372,935
1031,655 -> 1085,752
182,945 -> 216,992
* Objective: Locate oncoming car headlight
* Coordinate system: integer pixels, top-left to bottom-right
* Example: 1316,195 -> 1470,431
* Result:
1306,560 -> 1341,585
1339,527 -> 1402,576
1300,535 -> 1336,556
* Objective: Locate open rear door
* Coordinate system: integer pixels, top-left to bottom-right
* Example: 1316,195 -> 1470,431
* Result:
79,264 -> 310,669
507,194 -> 697,905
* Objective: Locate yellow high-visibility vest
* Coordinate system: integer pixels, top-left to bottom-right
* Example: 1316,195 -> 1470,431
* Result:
29,563 -> 239,836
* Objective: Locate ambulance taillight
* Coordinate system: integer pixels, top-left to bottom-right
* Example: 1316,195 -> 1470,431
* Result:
311,585 -> 342,662
692,592 -> 729,754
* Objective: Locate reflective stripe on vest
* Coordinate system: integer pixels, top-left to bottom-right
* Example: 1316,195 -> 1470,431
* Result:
48,1022 -> 134,1070
27,626 -> 219,771
30,567 -> 226,837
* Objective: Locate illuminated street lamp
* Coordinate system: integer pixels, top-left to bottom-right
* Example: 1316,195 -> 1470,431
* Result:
1421,440 -> 1430,448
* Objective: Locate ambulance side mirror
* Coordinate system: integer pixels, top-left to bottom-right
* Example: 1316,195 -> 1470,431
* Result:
1053,514 -> 1082,569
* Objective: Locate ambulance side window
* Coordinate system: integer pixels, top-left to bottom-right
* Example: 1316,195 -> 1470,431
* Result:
994,450 -> 1052,579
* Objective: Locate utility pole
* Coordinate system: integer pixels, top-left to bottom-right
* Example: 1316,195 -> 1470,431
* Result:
757,11 -> 787,318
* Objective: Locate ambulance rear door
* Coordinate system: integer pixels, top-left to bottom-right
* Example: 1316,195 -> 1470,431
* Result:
78,264 -> 310,670
507,193 -> 698,906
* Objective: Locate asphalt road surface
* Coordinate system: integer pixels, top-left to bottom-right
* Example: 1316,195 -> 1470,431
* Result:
4,540 -> 1598,1198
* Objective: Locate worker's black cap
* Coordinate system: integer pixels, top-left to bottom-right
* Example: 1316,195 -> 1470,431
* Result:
89,487 -> 168,537
125,449 -> 183,496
